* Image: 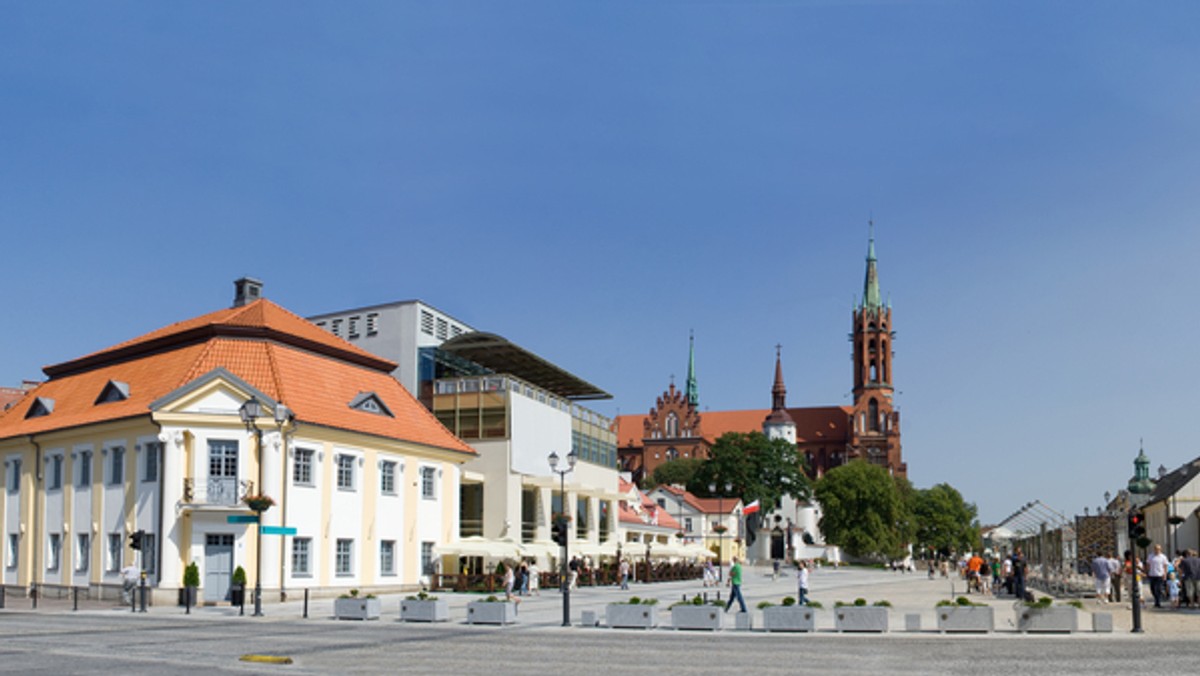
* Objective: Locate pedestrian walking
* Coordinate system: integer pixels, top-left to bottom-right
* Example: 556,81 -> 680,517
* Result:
797,559 -> 810,605
1011,548 -> 1027,601
703,560 -> 717,587
1146,544 -> 1169,608
528,561 -> 540,596
619,558 -> 630,591
724,556 -> 747,614
121,564 -> 140,604
1091,553 -> 1111,603
1107,553 -> 1122,603
503,562 -> 521,613
1180,549 -> 1200,609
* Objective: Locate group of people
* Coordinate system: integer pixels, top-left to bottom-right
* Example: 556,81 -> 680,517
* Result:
1092,544 -> 1200,609
930,548 -> 1030,601
720,557 -> 812,615
501,560 -> 541,608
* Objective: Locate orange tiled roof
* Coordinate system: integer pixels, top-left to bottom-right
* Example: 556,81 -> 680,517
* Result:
658,484 -> 738,514
615,405 -> 853,449
0,300 -> 472,455
0,387 -> 31,412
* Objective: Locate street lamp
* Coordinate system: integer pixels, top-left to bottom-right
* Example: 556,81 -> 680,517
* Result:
239,396 -> 265,617
709,481 -> 732,582
549,450 -> 577,627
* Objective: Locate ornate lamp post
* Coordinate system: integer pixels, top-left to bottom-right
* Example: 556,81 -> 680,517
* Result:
549,450 -> 577,627
239,396 -> 266,617
709,481 -> 732,582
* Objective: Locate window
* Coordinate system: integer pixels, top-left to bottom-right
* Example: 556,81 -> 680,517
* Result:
292,538 -> 311,576
7,534 -> 18,569
107,533 -> 122,572
348,316 -> 360,338
76,534 -> 90,572
143,443 -> 160,482
421,541 -> 435,575
666,412 -> 679,438
48,455 -> 63,490
331,318 -> 343,336
420,310 -> 434,335
420,467 -> 436,500
47,533 -> 61,571
380,461 -> 396,494
109,447 -> 125,485
8,459 -> 19,492
684,517 -> 693,533
436,317 -> 447,340
336,455 -> 355,490
293,449 -> 314,485
366,313 -> 379,336
77,451 -> 91,487
335,539 -> 353,576
380,540 -> 395,576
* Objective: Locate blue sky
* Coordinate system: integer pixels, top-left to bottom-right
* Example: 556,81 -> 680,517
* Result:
2,2 -> 1198,523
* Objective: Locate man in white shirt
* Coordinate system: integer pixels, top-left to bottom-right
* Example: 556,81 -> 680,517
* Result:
1146,544 -> 1170,609
121,564 -> 140,604
1091,554 -> 1111,603
797,560 -> 810,605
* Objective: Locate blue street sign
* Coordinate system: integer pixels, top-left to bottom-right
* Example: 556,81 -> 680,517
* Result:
261,526 -> 298,536
226,515 -> 260,524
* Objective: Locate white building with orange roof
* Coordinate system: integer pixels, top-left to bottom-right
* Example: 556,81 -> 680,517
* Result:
0,279 -> 475,605
648,484 -> 742,565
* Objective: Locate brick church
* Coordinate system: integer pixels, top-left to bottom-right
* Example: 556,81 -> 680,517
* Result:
615,229 -> 907,486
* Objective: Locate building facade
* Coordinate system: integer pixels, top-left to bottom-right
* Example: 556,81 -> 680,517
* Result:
0,280 -> 474,604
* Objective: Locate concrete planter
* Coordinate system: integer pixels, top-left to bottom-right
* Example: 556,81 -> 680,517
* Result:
467,600 -> 517,625
401,598 -> 450,623
936,606 -> 994,633
671,604 -> 724,631
835,606 -> 889,633
335,597 -> 381,621
606,603 -> 659,629
1016,606 -> 1078,633
761,606 -> 816,632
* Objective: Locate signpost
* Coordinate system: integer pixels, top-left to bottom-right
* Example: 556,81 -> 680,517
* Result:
261,526 -> 297,536
227,515 -> 260,524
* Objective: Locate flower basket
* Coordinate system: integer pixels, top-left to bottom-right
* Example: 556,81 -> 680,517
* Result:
712,525 -> 728,534
244,494 -> 275,513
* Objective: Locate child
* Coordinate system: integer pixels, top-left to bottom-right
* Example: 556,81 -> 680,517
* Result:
1168,572 -> 1181,609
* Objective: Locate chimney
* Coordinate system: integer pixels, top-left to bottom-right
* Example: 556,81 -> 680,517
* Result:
233,277 -> 264,307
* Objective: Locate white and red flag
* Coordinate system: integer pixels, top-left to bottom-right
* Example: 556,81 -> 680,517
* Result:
743,499 -> 760,515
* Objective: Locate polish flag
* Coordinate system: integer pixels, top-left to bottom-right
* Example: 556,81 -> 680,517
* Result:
743,499 -> 761,515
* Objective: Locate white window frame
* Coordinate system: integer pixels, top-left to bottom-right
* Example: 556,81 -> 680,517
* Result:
8,459 -> 20,493
336,454 -> 356,491
47,533 -> 61,571
420,466 -> 437,500
142,442 -> 159,483
292,537 -> 312,576
293,448 -> 314,486
77,450 -> 92,487
380,540 -> 396,576
6,533 -> 18,569
421,541 -> 435,575
76,533 -> 90,572
380,461 -> 396,495
107,533 -> 122,572
108,446 -> 125,485
48,454 -> 63,491
335,539 -> 353,576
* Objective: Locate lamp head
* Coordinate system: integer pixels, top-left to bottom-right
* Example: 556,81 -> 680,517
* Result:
239,397 -> 262,425
548,451 -> 560,472
567,450 -> 577,469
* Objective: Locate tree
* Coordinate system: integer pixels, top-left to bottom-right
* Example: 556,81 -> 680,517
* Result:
814,460 -> 911,560
688,432 -> 810,511
910,483 -> 980,557
651,458 -> 704,489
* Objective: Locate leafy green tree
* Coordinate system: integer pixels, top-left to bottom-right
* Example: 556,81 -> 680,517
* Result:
688,432 -> 810,510
910,483 -> 980,557
814,460 -> 911,560
652,458 -> 704,489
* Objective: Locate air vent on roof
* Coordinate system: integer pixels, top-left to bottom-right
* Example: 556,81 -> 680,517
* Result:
25,397 -> 55,419
95,380 -> 130,405
349,392 -> 394,417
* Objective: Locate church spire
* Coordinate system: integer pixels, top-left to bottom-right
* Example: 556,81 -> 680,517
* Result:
685,330 -> 698,408
763,344 -> 795,438
771,344 -> 787,411
862,220 -> 883,313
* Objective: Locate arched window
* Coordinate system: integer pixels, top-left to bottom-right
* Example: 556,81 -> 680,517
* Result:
666,447 -> 678,461
666,412 -> 679,438
870,360 -> 878,382
868,398 -> 880,432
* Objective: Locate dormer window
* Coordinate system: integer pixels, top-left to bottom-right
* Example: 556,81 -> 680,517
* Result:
349,392 -> 394,417
95,381 -> 130,404
25,397 -> 54,419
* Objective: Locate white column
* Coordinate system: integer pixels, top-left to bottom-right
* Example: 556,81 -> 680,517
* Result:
157,429 -> 185,590
260,430 -> 283,591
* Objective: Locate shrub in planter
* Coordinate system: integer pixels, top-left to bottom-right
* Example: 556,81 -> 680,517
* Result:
180,562 -> 200,607
401,590 -> 449,623
761,596 -> 817,633
936,596 -> 993,633
834,599 -> 889,633
467,596 -> 517,625
1016,598 -> 1079,633
335,589 -> 382,620
607,597 -> 660,629
230,566 -> 247,606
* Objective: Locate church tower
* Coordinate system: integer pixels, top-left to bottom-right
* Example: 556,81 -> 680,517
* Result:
762,346 -> 796,444
849,223 -> 906,476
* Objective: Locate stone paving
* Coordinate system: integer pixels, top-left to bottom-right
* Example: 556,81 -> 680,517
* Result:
58,563 -> 1200,637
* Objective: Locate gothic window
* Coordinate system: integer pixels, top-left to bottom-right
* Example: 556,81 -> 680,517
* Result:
666,448 -> 678,461
870,360 -> 878,382
665,412 -> 679,438
868,399 -> 880,432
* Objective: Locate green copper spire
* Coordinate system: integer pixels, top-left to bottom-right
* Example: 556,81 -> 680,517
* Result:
685,330 -> 698,408
862,220 -> 883,313
1128,439 -> 1155,495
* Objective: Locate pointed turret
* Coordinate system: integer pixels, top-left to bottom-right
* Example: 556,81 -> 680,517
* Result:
861,221 -> 883,313
1128,440 -> 1155,497
685,331 -> 699,408
763,345 -> 795,442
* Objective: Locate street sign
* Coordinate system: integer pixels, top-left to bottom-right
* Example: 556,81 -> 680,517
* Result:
261,526 -> 297,536
226,515 -> 260,524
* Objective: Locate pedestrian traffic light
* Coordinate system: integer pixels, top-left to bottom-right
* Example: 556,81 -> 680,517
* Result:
1128,512 -> 1145,541
129,530 -> 145,551
551,518 -> 567,546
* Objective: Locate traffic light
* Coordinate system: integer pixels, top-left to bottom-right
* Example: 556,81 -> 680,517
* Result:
551,518 -> 567,546
129,530 -> 145,551
1128,511 -> 1145,541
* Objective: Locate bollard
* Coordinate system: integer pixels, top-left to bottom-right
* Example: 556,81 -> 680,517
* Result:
73,587 -> 79,612
186,587 -> 191,615
31,584 -> 37,610
139,579 -> 147,613
0,584 -> 5,610
303,587 -> 309,619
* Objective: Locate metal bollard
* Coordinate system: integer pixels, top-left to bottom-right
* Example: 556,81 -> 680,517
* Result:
1,584 -> 6,609
31,584 -> 37,610
73,587 -> 79,612
303,587 -> 309,619
139,579 -> 147,613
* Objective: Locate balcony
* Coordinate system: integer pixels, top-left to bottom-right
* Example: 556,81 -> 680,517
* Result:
182,478 -> 254,507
